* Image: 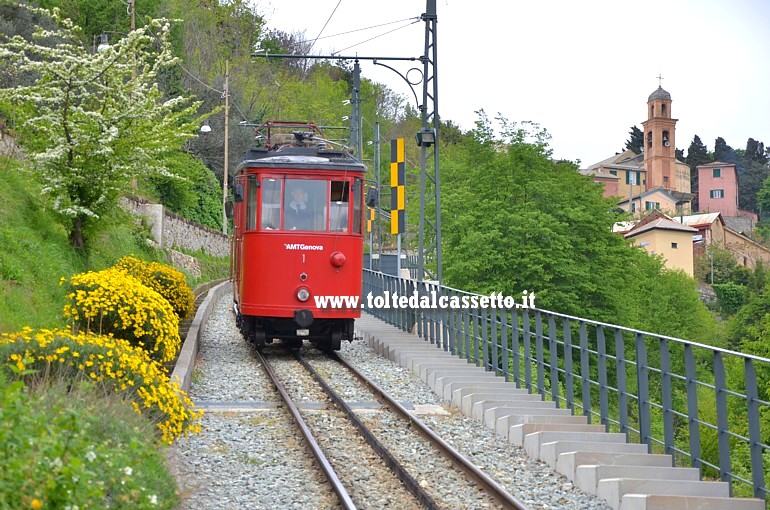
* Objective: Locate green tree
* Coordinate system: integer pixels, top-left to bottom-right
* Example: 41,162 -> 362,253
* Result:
0,7 -> 204,248
712,282 -> 745,316
685,135 -> 712,205
625,125 -> 644,154
714,137 -> 737,164
739,138 -> 769,214
694,244 -> 737,284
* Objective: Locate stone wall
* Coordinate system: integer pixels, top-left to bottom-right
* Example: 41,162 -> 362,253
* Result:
121,196 -> 229,258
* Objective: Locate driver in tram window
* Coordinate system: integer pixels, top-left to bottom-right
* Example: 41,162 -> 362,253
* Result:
285,188 -> 312,230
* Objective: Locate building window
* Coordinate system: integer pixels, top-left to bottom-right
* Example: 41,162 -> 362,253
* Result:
671,242 -> 678,249
713,168 -> 721,178
662,104 -> 667,117
663,176 -> 669,185
609,170 -> 617,176
662,130 -> 670,147
631,202 -> 636,212
710,189 -> 724,199
626,171 -> 641,185
645,201 -> 660,211
647,131 -> 652,147
650,105 -> 654,117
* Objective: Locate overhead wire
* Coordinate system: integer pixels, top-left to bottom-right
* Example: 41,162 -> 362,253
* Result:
307,0 -> 342,54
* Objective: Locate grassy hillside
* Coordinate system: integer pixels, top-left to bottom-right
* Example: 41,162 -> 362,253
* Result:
0,155 -> 228,333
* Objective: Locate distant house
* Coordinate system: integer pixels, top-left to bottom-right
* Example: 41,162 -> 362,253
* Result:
673,212 -> 770,270
616,187 -> 692,216
624,210 -> 697,275
697,162 -> 739,217
696,161 -> 758,235
582,149 -> 643,201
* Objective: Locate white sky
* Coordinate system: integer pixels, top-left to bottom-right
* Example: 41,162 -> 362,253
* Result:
258,0 -> 770,166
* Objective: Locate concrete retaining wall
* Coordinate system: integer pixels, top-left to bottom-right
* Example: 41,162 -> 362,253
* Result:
121,196 -> 229,258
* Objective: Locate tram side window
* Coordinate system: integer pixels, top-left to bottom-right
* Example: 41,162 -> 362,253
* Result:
261,177 -> 281,230
352,178 -> 363,234
330,181 -> 350,232
246,175 -> 257,230
285,179 -> 327,231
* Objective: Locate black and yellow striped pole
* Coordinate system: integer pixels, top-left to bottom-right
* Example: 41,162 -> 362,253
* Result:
390,138 -> 405,235
391,138 -> 405,276
366,196 -> 376,233
366,190 -> 376,269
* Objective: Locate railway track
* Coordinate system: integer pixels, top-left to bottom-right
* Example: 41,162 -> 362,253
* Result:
258,346 -> 529,510
169,294 -> 613,509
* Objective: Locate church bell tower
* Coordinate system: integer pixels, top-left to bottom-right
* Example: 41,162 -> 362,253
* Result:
641,83 -> 677,190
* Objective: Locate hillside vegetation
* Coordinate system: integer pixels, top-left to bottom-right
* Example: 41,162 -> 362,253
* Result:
0,155 -> 228,332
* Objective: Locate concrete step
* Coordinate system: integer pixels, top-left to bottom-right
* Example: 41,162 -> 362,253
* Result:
442,381 -> 523,400
524,431 -> 628,459
509,423 -> 606,446
556,451 -> 674,480
400,349 -> 453,367
459,391 -> 548,412
497,412 -> 589,437
473,401 -> 559,421
597,478 -> 729,510
426,366 -> 495,387
415,359 -> 477,378
451,385 -> 535,407
620,494 -> 765,510
575,464 -> 700,494
540,440 -> 649,468
431,375 -> 506,398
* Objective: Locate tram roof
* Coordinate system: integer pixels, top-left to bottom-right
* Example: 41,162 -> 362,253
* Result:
237,148 -> 366,173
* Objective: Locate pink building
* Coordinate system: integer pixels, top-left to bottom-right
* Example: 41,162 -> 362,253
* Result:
698,162 -> 738,217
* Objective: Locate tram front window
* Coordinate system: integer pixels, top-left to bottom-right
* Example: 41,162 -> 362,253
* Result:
260,178 -> 281,230
330,181 -> 350,232
284,179 -> 326,231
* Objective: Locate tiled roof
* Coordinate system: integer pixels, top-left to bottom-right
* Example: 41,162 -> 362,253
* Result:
625,218 -> 697,238
672,212 -> 723,226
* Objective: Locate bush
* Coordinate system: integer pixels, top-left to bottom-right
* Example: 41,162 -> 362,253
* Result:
114,256 -> 195,320
0,371 -> 180,509
0,327 -> 202,444
62,268 -> 181,364
713,282 -> 745,316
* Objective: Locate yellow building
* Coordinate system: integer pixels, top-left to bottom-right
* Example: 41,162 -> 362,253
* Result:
624,211 -> 698,276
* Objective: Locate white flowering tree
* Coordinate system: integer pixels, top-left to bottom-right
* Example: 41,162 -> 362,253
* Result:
0,6 -> 204,249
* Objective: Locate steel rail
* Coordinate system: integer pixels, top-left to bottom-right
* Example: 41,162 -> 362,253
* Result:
331,352 -> 531,510
254,350 -> 357,510
295,353 -> 441,510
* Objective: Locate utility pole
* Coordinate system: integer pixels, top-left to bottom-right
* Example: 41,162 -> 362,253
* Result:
222,59 -> 229,235
417,0 -> 441,283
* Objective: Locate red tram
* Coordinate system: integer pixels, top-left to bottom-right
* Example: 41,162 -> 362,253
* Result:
230,121 -> 367,350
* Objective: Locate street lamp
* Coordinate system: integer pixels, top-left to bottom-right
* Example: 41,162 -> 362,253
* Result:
94,33 -> 110,52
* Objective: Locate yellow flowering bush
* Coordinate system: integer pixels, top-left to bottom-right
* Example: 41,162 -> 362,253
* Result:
114,256 -> 195,320
0,328 -> 202,444
62,268 -> 180,364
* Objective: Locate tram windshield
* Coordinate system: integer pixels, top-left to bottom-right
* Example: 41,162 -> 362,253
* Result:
253,177 -> 355,233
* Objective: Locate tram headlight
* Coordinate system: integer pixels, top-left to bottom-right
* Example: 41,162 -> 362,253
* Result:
297,287 -> 310,302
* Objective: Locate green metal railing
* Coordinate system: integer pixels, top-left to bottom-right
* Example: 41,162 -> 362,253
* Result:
363,269 -> 770,501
